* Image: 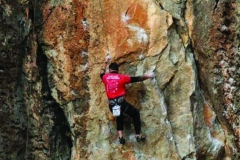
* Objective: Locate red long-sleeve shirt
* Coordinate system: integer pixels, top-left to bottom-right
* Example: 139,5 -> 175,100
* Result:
100,72 -> 142,99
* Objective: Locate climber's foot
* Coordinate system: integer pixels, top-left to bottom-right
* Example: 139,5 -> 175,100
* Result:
136,135 -> 146,142
119,137 -> 125,144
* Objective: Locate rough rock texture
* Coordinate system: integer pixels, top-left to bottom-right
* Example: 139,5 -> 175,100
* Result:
1,0 -> 240,159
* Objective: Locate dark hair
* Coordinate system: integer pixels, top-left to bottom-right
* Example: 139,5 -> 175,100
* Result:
109,62 -> 119,71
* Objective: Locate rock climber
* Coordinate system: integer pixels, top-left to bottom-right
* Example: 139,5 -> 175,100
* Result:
100,56 -> 155,144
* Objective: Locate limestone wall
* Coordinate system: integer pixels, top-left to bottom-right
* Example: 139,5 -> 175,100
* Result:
0,0 -> 240,159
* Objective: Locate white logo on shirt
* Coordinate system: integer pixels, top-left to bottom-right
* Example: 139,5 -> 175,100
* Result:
106,75 -> 120,80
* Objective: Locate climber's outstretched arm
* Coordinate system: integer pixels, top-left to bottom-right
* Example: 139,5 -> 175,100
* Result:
100,55 -> 111,78
100,62 -> 108,75
130,72 -> 155,83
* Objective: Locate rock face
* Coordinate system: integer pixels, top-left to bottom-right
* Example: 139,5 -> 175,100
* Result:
0,0 -> 240,159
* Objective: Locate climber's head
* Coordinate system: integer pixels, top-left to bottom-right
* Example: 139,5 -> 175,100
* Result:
109,62 -> 119,72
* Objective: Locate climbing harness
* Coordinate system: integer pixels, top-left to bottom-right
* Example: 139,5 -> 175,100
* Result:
109,96 -> 124,117
109,96 -> 124,105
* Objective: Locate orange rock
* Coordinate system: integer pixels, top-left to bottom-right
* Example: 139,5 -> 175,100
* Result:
203,102 -> 216,127
107,112 -> 115,121
122,150 -> 136,160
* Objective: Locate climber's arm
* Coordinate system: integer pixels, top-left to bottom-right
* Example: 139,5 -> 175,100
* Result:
100,62 -> 107,79
130,73 -> 155,83
130,76 -> 147,83
100,55 -> 111,79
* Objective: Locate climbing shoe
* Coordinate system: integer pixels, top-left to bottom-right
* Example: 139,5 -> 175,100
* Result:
136,136 -> 146,142
119,137 -> 125,144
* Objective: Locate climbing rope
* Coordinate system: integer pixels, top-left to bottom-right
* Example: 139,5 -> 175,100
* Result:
25,75 -> 31,159
33,0 -> 36,32
25,0 -> 37,157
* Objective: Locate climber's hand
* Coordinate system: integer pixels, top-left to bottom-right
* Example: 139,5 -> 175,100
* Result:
144,72 -> 155,78
105,55 -> 111,63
